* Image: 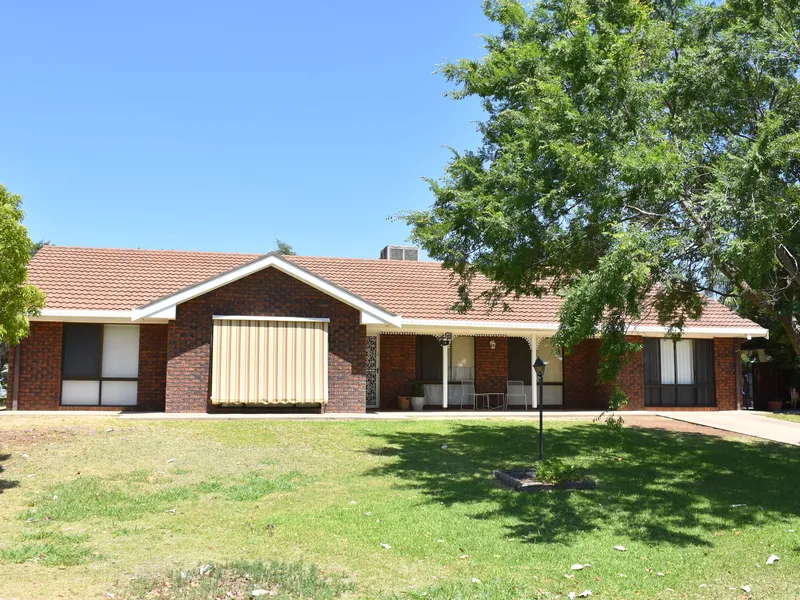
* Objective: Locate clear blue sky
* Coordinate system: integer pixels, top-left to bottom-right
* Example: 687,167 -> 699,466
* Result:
2,1 -> 494,258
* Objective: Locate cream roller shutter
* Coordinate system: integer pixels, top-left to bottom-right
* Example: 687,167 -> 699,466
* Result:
211,318 -> 329,405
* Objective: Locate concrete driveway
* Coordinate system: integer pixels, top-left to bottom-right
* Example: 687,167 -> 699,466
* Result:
659,411 -> 800,446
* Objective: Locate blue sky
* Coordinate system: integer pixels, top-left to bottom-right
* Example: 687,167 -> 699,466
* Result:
2,1 -> 493,258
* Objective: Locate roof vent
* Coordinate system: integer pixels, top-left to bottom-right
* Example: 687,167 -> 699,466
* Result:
380,245 -> 419,261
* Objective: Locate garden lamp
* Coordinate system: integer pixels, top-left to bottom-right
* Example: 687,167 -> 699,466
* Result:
534,357 -> 546,460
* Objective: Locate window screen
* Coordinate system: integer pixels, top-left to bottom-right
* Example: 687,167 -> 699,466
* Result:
507,337 -> 532,384
416,335 -> 443,381
62,324 -> 102,378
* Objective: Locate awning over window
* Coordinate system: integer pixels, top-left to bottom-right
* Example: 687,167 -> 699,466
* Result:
211,318 -> 328,405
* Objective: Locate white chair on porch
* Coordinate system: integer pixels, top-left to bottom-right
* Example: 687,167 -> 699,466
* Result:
461,380 -> 477,410
506,380 -> 528,410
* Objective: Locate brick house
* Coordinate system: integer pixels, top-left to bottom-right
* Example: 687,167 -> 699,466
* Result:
7,245 -> 767,413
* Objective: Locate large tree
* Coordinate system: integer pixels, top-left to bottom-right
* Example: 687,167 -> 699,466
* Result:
404,0 -> 800,390
0,185 -> 45,348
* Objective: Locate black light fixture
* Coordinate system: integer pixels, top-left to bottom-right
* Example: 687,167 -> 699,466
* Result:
533,357 -> 547,461
438,332 -> 452,347
533,357 -> 546,381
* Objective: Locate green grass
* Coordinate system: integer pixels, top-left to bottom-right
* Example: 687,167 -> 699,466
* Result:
21,469 -> 307,521
0,530 -> 95,566
120,559 -> 354,600
767,413 -> 800,424
1,416 -> 799,599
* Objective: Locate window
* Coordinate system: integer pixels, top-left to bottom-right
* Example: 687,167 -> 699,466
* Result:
415,336 -> 475,382
644,338 -> 714,406
537,338 -> 564,406
449,336 -> 474,382
416,335 -> 443,381
61,324 -> 140,406
507,338 -> 564,406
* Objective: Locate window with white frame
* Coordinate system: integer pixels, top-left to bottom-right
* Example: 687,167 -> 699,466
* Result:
61,324 -> 140,406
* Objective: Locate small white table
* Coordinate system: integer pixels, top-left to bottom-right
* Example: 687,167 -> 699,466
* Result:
481,393 -> 506,411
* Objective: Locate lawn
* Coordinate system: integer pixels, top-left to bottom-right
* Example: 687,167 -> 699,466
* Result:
767,413 -> 800,424
0,416 -> 798,599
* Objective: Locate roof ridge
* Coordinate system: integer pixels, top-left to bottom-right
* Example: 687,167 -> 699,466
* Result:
37,245 -> 263,257
34,245 -> 446,265
288,255 -> 443,265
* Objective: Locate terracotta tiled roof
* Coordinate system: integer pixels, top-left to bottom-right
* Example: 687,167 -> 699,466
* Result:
29,245 -> 260,311
28,245 -> 762,330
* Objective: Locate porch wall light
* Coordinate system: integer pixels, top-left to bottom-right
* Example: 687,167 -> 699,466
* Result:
489,339 -> 496,350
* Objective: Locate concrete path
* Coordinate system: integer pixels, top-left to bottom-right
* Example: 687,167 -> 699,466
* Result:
659,411 -> 800,446
0,409 -> 636,421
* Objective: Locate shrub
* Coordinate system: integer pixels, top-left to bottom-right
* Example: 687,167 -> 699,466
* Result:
534,457 -> 581,484
411,383 -> 425,397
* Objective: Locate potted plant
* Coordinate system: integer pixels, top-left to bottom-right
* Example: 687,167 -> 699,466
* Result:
411,383 -> 425,411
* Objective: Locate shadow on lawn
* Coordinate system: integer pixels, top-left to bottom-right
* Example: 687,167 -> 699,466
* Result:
0,453 -> 19,494
365,422 -> 800,547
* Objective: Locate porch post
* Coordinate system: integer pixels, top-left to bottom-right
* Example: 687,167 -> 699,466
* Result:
442,341 -> 449,409
530,334 -> 538,408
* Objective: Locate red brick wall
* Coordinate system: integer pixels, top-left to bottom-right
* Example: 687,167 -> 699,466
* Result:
476,336 -> 508,394
618,335 -> 645,410
563,339 -> 610,410
138,324 -> 168,412
10,322 -> 63,410
165,267 -> 366,413
714,337 -> 741,410
12,322 -> 169,411
379,334 -> 416,409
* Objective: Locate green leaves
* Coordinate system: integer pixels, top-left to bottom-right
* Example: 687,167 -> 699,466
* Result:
403,0 -> 800,387
0,185 -> 45,345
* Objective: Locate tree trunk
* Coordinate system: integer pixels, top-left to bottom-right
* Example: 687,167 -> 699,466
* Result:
780,313 -> 800,358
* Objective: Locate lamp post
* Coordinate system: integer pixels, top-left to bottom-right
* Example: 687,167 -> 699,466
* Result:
438,333 -> 452,409
533,357 -> 546,461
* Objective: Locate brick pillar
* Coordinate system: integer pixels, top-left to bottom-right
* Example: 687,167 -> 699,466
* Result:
379,334 -> 416,409
165,315 -> 210,413
618,335 -> 644,410
475,336 -> 507,394
326,324 -> 367,413
137,324 -> 168,412
714,337 -> 741,410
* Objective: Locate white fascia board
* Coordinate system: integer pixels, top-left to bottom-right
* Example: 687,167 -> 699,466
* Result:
388,319 -> 768,339
360,312 -> 389,325
213,315 -> 330,323
631,325 -> 769,338
131,253 -> 401,327
148,307 -> 176,320
32,309 -> 170,324
401,319 -> 560,331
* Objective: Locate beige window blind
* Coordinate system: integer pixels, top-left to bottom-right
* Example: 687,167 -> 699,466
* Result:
211,318 -> 328,405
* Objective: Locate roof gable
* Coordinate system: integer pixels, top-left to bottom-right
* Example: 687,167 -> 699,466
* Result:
129,252 -> 401,326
